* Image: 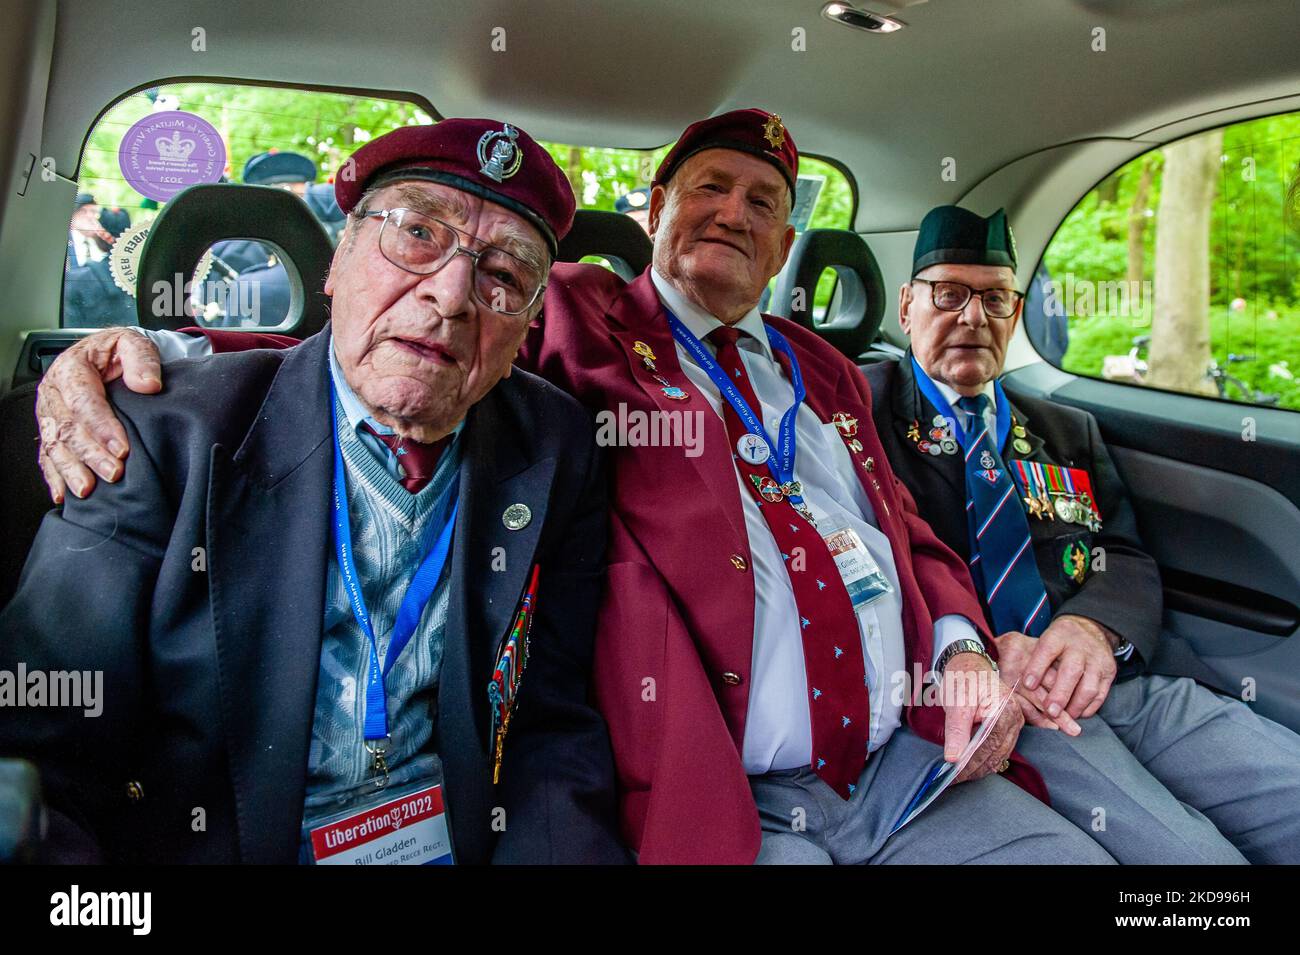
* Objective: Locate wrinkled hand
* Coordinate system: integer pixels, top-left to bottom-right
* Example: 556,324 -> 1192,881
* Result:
991,631 -> 1081,735
941,652 -> 1025,784
35,328 -> 161,502
1017,614 -> 1118,722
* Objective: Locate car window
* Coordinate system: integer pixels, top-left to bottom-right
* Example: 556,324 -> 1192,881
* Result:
1027,110 -> 1300,412
63,82 -> 429,330
554,148 -> 854,280
65,83 -> 855,329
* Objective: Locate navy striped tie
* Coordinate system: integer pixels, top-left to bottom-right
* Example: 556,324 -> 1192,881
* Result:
957,395 -> 1051,636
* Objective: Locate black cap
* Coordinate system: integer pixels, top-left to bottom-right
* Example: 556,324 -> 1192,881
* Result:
615,187 -> 650,214
243,150 -> 317,185
74,192 -> 96,208
98,206 -> 131,239
912,205 -> 1017,277
304,181 -> 345,223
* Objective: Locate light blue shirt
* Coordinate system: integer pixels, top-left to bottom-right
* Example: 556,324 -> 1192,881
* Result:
326,337 -> 465,483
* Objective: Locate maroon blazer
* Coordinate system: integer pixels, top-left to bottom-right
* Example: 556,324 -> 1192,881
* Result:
192,263 -> 1046,863
519,264 -> 1042,863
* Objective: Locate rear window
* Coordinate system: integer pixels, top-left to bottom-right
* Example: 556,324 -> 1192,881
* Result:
65,83 -> 856,328
63,82 -> 429,330
546,146 -> 854,276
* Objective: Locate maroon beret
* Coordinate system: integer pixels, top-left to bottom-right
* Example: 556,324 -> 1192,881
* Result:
334,119 -> 574,256
653,108 -> 799,196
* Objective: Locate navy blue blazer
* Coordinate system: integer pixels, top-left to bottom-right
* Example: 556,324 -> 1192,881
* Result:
863,354 -> 1166,671
0,327 -> 627,864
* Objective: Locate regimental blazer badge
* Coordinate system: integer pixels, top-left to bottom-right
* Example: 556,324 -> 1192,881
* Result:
1062,540 -> 1090,584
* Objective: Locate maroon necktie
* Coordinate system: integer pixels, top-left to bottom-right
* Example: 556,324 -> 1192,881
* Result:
362,424 -> 448,494
707,326 -> 870,797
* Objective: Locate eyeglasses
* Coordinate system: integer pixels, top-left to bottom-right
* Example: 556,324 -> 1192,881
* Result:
363,208 -> 546,316
912,278 -> 1023,320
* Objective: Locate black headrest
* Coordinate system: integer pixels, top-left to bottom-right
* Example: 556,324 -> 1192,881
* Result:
137,184 -> 334,336
557,210 -> 653,280
770,229 -> 886,360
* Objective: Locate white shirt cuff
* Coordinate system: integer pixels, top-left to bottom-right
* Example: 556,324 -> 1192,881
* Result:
931,614 -> 981,671
130,327 -> 213,363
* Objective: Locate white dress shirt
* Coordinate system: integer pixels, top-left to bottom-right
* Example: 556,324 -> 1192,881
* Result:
69,231 -> 105,267
652,270 -> 977,773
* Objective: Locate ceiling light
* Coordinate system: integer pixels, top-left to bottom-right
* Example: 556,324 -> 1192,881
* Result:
821,2 -> 907,33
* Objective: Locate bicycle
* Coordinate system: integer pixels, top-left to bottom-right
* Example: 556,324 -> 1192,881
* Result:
1206,354 -> 1281,406
1104,336 -> 1281,405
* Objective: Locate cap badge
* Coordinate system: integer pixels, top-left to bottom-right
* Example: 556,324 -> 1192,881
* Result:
762,113 -> 786,150
478,123 -> 523,183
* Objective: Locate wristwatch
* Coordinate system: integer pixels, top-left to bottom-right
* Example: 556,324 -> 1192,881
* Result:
935,638 -> 997,676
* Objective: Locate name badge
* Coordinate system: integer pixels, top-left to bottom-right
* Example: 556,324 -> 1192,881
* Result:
821,521 -> 894,610
306,782 -> 454,866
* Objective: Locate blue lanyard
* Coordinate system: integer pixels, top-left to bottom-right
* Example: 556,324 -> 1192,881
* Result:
909,354 -> 1011,452
665,308 -> 808,503
329,381 -> 459,742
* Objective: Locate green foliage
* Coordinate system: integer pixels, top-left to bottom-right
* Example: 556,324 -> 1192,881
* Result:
1061,305 -> 1300,410
803,157 -> 854,232
78,80 -> 855,236
1045,109 -> 1300,412
77,83 -> 429,217
72,81 -> 858,324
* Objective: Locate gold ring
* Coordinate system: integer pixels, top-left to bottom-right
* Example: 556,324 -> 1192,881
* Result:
997,759 -> 1011,774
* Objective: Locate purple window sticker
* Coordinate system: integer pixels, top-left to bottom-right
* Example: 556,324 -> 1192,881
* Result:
118,110 -> 226,202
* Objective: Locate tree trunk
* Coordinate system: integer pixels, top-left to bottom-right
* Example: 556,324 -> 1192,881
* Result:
1147,130 -> 1223,396
1097,171 -> 1121,206
1126,158 -> 1154,287
566,146 -> 583,202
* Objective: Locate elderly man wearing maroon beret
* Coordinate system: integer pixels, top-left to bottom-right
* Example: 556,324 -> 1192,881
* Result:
33,111 -> 1113,865
3,119 -> 627,864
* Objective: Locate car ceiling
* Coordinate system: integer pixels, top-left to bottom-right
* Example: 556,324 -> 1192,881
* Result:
0,0 -> 1297,382
35,0 -> 1300,232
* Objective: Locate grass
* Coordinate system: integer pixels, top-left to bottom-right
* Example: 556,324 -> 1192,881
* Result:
1059,304 -> 1300,412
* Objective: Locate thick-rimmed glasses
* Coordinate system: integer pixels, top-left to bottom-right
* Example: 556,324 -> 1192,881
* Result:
363,208 -> 546,316
912,278 -> 1023,319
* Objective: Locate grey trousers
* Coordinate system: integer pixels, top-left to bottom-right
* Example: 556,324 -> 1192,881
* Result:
748,725 -> 1116,864
1016,674 -> 1300,864
1103,674 -> 1300,864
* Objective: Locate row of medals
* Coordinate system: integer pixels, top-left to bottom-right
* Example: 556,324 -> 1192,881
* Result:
908,413 -> 1099,531
1034,490 -> 1100,531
